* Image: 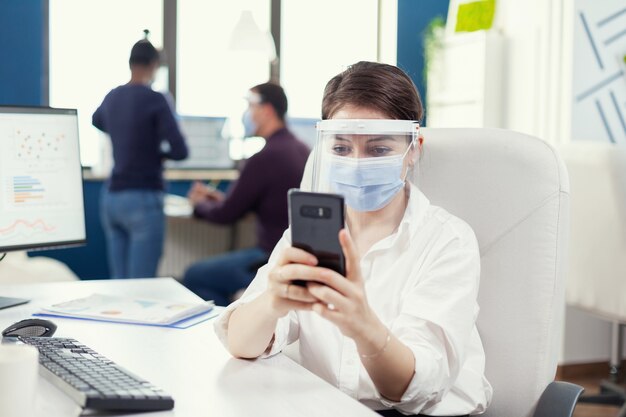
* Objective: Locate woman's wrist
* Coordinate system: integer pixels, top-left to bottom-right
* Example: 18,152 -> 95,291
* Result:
360,329 -> 391,360
354,313 -> 389,357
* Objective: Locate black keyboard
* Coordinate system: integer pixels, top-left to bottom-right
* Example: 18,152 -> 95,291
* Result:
19,336 -> 174,411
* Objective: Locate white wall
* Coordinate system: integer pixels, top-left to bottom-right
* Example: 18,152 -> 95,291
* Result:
495,0 -> 626,144
429,0 -> 621,365
491,0 -> 570,146
490,0 -> 623,365
560,0 -> 626,365
432,0 -> 571,141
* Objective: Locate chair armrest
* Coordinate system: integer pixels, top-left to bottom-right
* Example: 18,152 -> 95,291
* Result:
533,381 -> 584,417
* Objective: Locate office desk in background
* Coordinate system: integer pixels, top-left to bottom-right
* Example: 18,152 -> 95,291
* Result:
41,171 -> 252,280
159,195 -> 257,279
0,278 -> 378,417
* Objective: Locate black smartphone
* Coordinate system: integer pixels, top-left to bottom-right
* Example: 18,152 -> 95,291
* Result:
288,189 -> 346,283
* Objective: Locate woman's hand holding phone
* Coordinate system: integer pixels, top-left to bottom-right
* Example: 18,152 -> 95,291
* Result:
267,229 -> 383,347
266,247 -> 322,318
306,230 -> 383,344
275,190 -> 385,348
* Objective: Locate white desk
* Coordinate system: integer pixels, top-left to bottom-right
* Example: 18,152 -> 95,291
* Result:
0,278 -> 378,417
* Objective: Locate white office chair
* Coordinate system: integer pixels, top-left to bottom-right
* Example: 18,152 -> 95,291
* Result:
298,127 -> 581,415
416,128 -> 581,417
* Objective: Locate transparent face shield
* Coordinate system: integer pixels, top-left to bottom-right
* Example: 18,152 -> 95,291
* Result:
311,119 -> 420,217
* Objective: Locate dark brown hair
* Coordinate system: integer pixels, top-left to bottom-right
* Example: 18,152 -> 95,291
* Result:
321,61 -> 423,121
251,82 -> 288,121
129,39 -> 159,67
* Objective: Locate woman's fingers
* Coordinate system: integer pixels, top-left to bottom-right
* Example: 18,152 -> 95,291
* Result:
298,266 -> 354,296
307,282 -> 350,311
339,229 -> 362,283
269,263 -> 314,284
277,246 -> 318,267
279,263 -> 330,282
278,299 -> 315,312
312,302 -> 343,323
281,282 -> 318,303
273,264 -> 354,296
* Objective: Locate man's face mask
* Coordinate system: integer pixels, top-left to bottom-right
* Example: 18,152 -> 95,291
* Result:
242,92 -> 263,138
242,109 -> 257,137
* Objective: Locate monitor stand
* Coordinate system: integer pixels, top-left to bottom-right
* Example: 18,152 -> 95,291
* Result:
0,297 -> 29,310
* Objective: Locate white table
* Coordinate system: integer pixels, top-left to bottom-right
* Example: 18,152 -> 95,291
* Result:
0,278 -> 378,417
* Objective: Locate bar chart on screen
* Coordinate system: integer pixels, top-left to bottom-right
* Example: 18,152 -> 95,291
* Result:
5,173 -> 67,208
12,175 -> 45,204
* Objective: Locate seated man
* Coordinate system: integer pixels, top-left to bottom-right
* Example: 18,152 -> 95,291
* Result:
183,82 -> 310,306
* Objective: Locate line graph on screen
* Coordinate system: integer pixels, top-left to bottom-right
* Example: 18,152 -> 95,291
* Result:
0,219 -> 57,243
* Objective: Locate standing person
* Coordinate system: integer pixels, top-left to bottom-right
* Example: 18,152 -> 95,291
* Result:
216,62 -> 492,416
183,82 -> 310,306
92,35 -> 188,279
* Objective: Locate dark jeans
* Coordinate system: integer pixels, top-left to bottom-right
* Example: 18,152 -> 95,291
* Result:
182,247 -> 268,306
100,188 -> 165,279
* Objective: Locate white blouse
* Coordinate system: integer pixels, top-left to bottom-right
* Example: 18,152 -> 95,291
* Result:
215,186 -> 492,415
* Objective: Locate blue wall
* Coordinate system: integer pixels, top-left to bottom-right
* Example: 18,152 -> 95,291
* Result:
0,0 -> 46,105
397,0 -> 450,124
33,181 -> 110,279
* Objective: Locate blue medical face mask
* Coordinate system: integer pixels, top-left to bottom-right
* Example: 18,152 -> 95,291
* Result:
242,109 -> 258,137
328,144 -> 413,212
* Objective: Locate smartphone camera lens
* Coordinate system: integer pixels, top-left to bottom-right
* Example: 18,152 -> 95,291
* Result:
301,206 -> 331,219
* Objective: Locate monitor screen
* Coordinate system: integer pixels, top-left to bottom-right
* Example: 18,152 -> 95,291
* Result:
0,106 -> 86,253
287,117 -> 318,149
165,116 -> 233,169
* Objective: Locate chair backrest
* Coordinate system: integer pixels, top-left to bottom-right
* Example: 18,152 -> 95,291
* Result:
417,128 -> 569,417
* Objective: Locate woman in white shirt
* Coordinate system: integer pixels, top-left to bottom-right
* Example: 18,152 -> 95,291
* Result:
215,61 -> 492,416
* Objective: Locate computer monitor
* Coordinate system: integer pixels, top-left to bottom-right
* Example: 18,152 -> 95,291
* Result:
165,116 -> 234,169
287,117 -> 318,149
0,106 -> 86,309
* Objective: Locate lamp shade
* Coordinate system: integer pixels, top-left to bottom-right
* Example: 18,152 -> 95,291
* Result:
229,10 -> 276,61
